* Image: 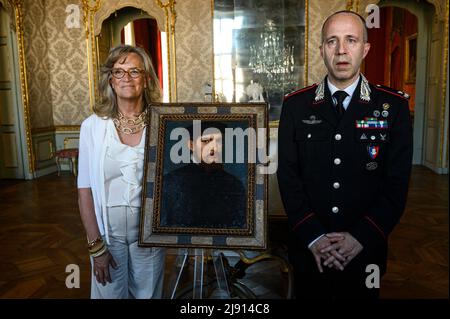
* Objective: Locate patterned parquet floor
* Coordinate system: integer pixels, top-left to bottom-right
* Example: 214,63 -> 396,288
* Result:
0,165 -> 447,299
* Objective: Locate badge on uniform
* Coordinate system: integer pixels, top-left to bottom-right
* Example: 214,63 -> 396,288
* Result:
367,145 -> 379,159
356,118 -> 388,129
302,115 -> 322,125
366,161 -> 378,171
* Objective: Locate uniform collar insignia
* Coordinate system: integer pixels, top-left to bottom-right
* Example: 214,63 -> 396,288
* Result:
314,80 -> 325,103
314,74 -> 371,103
359,74 -> 371,102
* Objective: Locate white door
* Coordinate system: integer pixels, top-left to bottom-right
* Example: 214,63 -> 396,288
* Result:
0,7 -> 25,179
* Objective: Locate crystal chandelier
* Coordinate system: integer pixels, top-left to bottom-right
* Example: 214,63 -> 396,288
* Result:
248,20 -> 296,94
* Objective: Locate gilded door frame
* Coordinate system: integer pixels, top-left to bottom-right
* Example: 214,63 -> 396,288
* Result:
4,0 -> 34,176
82,0 -> 177,110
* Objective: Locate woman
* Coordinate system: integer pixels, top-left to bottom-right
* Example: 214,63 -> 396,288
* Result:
77,45 -> 165,299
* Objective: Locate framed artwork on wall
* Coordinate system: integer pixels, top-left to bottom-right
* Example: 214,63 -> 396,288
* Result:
404,33 -> 417,84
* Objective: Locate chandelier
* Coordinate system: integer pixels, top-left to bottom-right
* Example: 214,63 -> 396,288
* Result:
248,20 -> 296,94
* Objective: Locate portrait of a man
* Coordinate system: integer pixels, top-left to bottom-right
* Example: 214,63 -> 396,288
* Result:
159,121 -> 248,230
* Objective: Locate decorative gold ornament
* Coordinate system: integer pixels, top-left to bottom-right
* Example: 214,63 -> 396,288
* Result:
156,0 -> 177,101
9,0 -> 34,174
113,109 -> 147,135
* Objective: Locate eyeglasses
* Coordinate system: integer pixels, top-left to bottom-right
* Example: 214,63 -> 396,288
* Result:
111,68 -> 144,79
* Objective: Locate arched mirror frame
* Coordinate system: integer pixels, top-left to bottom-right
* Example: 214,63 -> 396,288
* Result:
82,0 -> 177,110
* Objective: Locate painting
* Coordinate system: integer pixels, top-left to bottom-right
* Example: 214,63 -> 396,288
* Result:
404,33 -> 417,84
138,103 -> 268,250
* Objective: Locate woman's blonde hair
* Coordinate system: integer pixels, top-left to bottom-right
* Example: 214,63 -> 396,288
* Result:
94,45 -> 162,118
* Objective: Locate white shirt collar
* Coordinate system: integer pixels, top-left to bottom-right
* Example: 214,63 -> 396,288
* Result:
327,75 -> 360,109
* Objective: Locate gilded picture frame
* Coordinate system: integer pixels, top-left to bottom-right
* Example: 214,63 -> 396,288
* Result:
139,103 -> 268,250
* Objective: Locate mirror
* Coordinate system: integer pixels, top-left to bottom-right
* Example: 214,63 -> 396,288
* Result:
213,0 -> 307,218
213,0 -> 306,122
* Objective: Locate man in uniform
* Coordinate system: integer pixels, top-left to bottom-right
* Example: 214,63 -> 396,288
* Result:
277,10 -> 413,299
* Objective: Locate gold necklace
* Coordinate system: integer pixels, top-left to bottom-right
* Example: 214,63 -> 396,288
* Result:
113,109 -> 147,135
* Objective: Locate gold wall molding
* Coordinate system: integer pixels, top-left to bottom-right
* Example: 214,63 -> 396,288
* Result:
8,0 -> 34,174
438,0 -> 448,167
31,126 -> 55,135
426,0 -> 447,21
35,138 -> 53,162
156,0 -> 177,101
304,0 -> 309,86
210,0 -> 215,101
32,126 -> 81,135
55,125 -> 81,132
94,0 -> 166,35
346,0 -> 354,10
82,0 -> 102,111
347,0 -> 360,12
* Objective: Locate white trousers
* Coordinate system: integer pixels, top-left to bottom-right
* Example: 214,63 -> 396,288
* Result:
90,206 -> 166,299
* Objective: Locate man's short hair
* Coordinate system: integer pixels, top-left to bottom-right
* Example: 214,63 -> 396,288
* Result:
186,121 -> 227,142
321,10 -> 368,44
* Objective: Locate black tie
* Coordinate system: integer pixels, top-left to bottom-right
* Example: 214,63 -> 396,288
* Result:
333,90 -> 348,119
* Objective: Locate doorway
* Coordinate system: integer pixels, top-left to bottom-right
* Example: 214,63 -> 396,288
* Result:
96,7 -> 169,102
0,6 -> 27,179
364,6 -> 424,165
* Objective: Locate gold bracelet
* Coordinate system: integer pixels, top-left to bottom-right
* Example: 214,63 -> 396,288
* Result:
88,241 -> 105,255
87,236 -> 103,248
90,245 -> 108,258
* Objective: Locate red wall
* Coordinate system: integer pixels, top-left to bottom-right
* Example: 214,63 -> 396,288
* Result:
364,7 -> 418,113
120,19 -> 163,89
365,7 -> 388,85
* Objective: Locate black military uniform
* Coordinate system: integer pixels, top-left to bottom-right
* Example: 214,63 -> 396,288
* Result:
160,163 -> 247,229
277,74 -> 413,299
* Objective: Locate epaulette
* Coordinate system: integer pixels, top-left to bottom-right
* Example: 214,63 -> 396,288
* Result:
284,83 -> 318,100
374,84 -> 410,100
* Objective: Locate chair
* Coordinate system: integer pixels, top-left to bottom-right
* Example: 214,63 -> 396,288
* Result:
54,137 -> 79,176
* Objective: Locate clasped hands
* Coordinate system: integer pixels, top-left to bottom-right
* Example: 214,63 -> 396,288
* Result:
309,232 -> 363,273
